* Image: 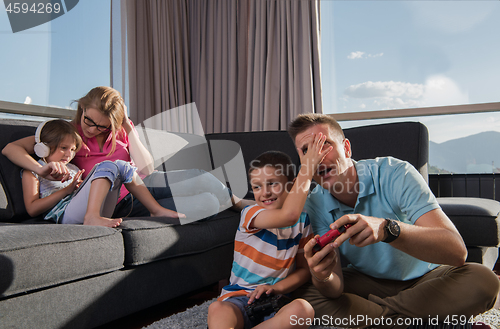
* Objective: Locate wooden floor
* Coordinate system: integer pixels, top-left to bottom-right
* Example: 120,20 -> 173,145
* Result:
95,283 -> 220,329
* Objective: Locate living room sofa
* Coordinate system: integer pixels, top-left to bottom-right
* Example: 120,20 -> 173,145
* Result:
0,120 -> 498,329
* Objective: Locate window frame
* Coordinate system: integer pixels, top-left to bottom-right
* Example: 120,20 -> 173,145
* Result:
0,100 -> 75,120
328,102 -> 500,122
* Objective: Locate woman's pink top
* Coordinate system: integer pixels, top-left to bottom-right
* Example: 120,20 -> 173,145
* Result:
72,121 -> 135,203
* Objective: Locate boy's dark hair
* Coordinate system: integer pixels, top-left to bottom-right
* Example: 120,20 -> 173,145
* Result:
248,151 -> 295,182
288,113 -> 345,142
40,119 -> 83,155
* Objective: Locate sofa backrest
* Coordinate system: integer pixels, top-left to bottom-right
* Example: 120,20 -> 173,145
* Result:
206,121 -> 429,199
0,122 -> 38,222
206,131 -> 301,198
344,121 -> 429,182
0,120 -> 428,222
143,130 -> 213,173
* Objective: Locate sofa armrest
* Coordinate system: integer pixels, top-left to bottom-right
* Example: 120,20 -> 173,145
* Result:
438,197 -> 500,268
438,197 -> 500,247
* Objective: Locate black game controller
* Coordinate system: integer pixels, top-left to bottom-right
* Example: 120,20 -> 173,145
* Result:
244,294 -> 292,323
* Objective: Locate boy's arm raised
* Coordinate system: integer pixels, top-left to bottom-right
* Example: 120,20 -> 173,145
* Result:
251,133 -> 331,230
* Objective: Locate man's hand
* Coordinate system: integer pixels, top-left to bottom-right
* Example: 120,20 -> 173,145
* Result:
331,210 -> 467,266
304,235 -> 338,281
330,214 -> 386,248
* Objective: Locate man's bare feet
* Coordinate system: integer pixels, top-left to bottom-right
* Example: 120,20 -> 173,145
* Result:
150,207 -> 186,219
84,214 -> 122,227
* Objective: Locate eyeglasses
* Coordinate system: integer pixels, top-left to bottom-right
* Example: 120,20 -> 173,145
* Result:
83,110 -> 111,132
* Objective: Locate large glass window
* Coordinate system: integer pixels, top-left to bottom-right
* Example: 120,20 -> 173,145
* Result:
0,0 -> 110,116
321,1 -> 500,173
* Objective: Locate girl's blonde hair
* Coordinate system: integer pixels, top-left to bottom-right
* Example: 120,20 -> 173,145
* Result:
73,86 -> 126,156
39,120 -> 82,156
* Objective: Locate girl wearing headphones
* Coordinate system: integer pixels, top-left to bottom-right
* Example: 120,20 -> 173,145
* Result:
19,119 -> 185,227
2,86 -> 251,222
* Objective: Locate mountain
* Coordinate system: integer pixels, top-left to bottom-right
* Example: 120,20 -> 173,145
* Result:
429,131 -> 500,173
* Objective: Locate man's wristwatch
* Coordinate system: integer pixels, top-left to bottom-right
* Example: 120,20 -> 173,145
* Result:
383,219 -> 400,243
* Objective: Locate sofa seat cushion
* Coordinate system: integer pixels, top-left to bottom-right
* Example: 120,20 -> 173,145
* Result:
438,197 -> 500,247
119,210 -> 239,266
0,223 -> 124,299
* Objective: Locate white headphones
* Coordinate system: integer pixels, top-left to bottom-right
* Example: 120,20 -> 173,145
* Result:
34,120 -> 53,158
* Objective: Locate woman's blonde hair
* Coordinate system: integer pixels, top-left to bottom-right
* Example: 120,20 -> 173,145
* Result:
39,120 -> 82,156
73,86 -> 125,156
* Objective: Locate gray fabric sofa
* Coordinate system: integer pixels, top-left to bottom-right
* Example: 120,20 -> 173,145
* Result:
0,120 -> 498,329
0,121 -> 240,329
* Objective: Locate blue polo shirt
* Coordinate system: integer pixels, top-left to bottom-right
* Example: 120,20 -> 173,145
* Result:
304,157 -> 440,281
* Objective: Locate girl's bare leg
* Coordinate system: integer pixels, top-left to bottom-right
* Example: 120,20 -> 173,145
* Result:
83,178 -> 123,227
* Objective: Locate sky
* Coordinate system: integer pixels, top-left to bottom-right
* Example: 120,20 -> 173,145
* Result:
0,0 -> 110,110
320,1 -> 500,143
0,1 -> 499,144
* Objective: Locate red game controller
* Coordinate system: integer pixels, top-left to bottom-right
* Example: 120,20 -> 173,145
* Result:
313,224 -> 352,252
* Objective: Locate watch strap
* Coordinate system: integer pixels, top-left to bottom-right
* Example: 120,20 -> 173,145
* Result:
383,219 -> 399,243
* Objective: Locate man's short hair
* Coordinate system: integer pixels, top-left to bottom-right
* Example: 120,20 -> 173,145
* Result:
288,113 -> 345,142
248,151 -> 295,182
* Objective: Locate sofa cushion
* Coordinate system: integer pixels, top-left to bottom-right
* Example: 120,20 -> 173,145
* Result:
207,131 -> 300,170
438,197 -> 500,247
0,223 -> 124,299
206,131 -> 300,199
119,210 -> 239,266
150,131 -> 213,172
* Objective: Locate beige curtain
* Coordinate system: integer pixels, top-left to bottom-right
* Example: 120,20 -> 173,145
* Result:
244,0 -> 322,131
122,0 -> 322,134
125,0 -> 201,133
188,0 -> 248,133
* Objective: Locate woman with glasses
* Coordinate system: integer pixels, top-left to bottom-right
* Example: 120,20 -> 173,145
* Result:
3,86 -> 250,222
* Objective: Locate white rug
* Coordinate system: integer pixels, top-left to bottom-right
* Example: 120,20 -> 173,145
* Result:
142,298 -> 500,329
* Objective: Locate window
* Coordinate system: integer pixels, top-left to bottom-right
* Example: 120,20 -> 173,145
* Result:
0,0 -> 111,119
321,1 -> 500,173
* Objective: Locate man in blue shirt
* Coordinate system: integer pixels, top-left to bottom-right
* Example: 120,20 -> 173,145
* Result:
289,113 -> 498,328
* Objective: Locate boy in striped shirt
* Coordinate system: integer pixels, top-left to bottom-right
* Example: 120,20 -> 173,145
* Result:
208,133 -> 335,329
